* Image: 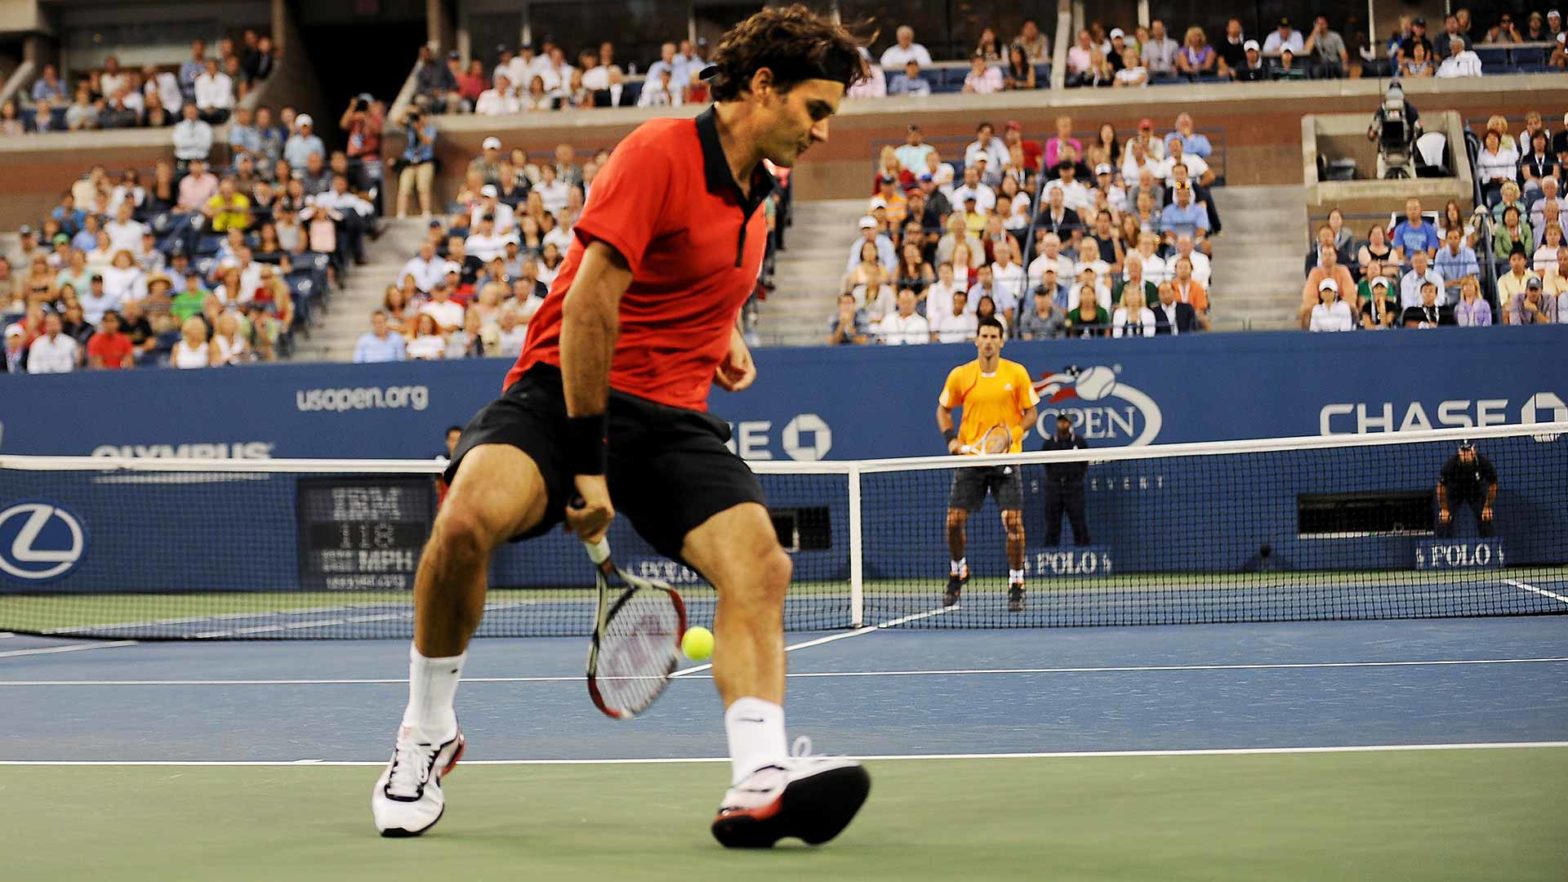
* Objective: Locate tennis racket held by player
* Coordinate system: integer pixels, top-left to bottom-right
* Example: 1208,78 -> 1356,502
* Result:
582,536 -> 689,720
959,424 -> 1013,455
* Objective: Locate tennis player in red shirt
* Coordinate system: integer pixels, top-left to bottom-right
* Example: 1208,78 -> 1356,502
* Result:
373,5 -> 871,848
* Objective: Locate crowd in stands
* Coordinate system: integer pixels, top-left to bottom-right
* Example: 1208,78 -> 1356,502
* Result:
358,132 -> 787,362
2,87 -> 386,373
829,114 -> 1222,344
1,32 -> 276,137
1303,110 -> 1568,331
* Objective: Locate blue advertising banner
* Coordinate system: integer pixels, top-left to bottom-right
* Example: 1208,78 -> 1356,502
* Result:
1,328 -> 1564,461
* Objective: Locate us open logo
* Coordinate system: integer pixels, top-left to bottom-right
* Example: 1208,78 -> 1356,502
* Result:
0,502 -> 87,581
1032,365 -> 1163,446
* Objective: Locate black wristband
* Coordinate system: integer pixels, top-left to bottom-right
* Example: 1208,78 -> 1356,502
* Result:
942,428 -> 958,443
566,414 -> 608,475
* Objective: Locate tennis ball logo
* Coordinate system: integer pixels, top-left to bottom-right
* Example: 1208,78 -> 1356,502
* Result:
1073,366 -> 1117,401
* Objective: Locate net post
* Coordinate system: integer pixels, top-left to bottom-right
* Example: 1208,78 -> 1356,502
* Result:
848,465 -> 864,628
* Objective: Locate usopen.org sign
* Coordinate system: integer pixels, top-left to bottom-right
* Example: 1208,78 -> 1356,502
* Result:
1031,364 -> 1163,447
0,502 -> 87,582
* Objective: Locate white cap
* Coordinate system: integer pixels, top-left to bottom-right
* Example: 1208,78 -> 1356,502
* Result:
1244,39 -> 1260,52
443,261 -> 462,275
868,197 -> 888,209
480,184 -> 498,197
3,323 -> 22,338
1095,163 -> 1112,175
858,216 -> 877,229
1110,28 -> 1125,39
1370,276 -> 1390,288
296,113 -> 314,127
1318,278 -> 1338,292
483,136 -> 502,150
1550,10 -> 1562,18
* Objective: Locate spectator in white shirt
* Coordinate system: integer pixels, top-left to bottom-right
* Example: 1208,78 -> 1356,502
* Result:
1261,18 -> 1305,57
950,166 -> 996,213
888,61 -> 932,96
1399,250 -> 1446,308
932,287 -> 978,342
1112,286 -> 1156,337
639,68 -> 681,108
962,52 -> 1004,94
400,241 -> 446,294
534,165 -> 570,216
193,58 -> 234,123
878,288 -> 930,344
418,283 -> 464,334
1141,20 -> 1180,78
1436,36 -> 1482,77
465,215 -> 512,263
990,241 -> 1027,307
27,312 -> 78,373
880,26 -> 934,67
847,47 -> 887,98
1309,278 -> 1355,331
172,103 -> 214,163
1028,232 -> 1075,289
105,202 -> 148,256
470,186 -> 516,234
965,123 -> 1009,171
476,75 -> 520,116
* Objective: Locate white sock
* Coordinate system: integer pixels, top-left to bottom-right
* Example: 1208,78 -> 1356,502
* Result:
725,697 -> 787,785
401,644 -> 466,739
951,557 -> 966,575
1010,568 -> 1025,583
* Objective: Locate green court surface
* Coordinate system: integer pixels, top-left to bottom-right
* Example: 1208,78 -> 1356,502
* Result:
5,748 -> 1565,881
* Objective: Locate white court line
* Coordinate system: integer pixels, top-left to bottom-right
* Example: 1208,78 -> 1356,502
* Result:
0,641 -> 139,660
5,656 -> 1566,686
671,605 -> 952,679
1505,579 -> 1568,605
1,741 -> 1564,767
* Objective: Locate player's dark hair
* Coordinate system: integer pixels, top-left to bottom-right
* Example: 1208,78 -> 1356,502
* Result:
446,425 -> 463,435
708,5 -> 866,101
977,316 -> 1004,336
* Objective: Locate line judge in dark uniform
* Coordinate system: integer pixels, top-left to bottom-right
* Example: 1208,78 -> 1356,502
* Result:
1437,440 -> 1496,537
1041,414 -> 1091,546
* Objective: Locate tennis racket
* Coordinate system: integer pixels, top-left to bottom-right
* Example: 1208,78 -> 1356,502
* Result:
583,538 -> 688,720
960,424 -> 1013,455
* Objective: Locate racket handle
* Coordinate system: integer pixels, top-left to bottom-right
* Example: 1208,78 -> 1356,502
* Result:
584,537 -> 611,565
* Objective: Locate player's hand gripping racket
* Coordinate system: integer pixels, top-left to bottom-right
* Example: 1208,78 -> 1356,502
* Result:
583,538 -> 688,720
960,424 -> 1012,455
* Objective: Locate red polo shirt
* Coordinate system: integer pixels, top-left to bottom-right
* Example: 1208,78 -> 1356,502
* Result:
507,107 -> 774,412
87,330 -> 134,369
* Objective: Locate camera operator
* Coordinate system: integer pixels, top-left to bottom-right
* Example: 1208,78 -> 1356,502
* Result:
395,105 -> 438,220
340,93 -> 385,207
1366,82 -> 1422,179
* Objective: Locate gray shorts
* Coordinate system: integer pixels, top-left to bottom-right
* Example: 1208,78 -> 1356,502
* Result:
948,465 -> 1023,513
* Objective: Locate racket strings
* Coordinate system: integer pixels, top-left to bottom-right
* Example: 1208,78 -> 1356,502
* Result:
594,589 -> 682,712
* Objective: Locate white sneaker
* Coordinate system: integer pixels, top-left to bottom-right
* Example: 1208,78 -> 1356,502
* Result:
711,737 -> 871,848
371,724 -> 465,837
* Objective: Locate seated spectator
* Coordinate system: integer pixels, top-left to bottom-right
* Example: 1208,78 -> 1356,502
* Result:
1399,42 -> 1436,77
63,85 -> 99,131
1062,292 -> 1110,337
475,75 -> 519,116
1303,16 -> 1349,78
1272,47 -> 1309,79
171,315 -> 212,368
930,287 -> 978,342
1531,177 -> 1567,233
881,26 -> 933,67
1390,198 -> 1440,260
1497,246 -> 1541,315
445,308 -> 488,359
1452,276 -> 1493,327
1476,130 -> 1518,206
177,159 -> 219,211
1263,18 -> 1305,56
877,288 -> 929,345
31,63 -> 67,105
1399,250 -> 1446,308
1494,205 -> 1534,260
1170,256 -> 1211,323
1360,275 -> 1400,329
172,103 -> 214,166
413,46 -> 460,113
962,52 -> 1004,94
211,311 -> 249,365
1016,286 -> 1063,340
1233,39 -> 1269,80
1538,224 -> 1566,275
1112,286 -> 1155,337
1141,20 -> 1180,79
1435,36 -> 1482,77
100,250 -> 146,308
205,178 -> 253,233
406,313 -> 447,360
1152,281 -> 1199,334
1433,227 -> 1479,300
1158,183 -> 1209,248
27,312 -> 78,373
638,67 -> 682,107
194,58 -> 234,123
1114,254 -> 1159,309
827,292 -> 870,345
1402,281 -> 1455,327
284,114 -> 326,173
1308,279 -> 1354,331
1004,44 -> 1036,90
1016,19 -> 1050,62
419,281 -> 464,331
1176,27 -> 1221,78
888,60 -> 932,96
169,271 -> 210,324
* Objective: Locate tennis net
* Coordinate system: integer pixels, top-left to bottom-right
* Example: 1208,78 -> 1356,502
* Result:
1,423 -> 1564,639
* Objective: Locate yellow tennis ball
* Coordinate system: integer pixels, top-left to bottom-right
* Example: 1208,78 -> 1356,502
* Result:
681,626 -> 714,661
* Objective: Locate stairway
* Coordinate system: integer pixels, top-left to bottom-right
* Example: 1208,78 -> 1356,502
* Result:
1208,186 -> 1310,331
757,198 -> 867,347
293,219 -> 429,361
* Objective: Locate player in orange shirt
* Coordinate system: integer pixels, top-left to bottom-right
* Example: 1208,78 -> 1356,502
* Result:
935,317 -> 1040,612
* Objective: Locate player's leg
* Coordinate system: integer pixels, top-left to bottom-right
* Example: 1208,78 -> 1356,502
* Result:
373,444 -> 550,838
945,470 -> 982,605
681,504 -> 870,848
994,469 -> 1027,611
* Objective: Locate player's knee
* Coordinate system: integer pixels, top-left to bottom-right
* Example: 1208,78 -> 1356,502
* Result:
946,509 -> 968,529
432,505 -> 498,567
755,545 -> 792,601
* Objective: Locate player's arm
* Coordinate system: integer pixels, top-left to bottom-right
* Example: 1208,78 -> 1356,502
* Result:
1017,405 -> 1037,445
560,240 -> 635,542
714,323 -> 756,392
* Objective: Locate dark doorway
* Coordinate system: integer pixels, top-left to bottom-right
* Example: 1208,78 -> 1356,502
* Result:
293,19 -> 427,143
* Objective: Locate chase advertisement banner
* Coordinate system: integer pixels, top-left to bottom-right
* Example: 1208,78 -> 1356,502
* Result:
0,328 -> 1565,461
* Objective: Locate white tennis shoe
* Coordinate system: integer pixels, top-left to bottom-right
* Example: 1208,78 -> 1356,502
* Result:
371,724 -> 465,837
711,737 -> 871,848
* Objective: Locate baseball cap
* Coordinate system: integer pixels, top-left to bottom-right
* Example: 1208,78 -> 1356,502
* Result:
447,50 -> 461,59
428,219 -> 444,228
297,113 -> 314,127
18,224 -> 32,235
443,261 -> 462,275
1527,276 -> 1543,290
3,324 -> 22,338
52,233 -> 69,245
869,197 -> 888,209
918,172 -> 934,182
482,136 -> 502,150
1318,278 -> 1338,292
974,154 -> 989,163
1412,17 -> 1426,26
480,184 -> 498,197
1244,39 -> 1260,52
1458,440 -> 1475,451
1138,117 -> 1153,130
1094,163 -> 1112,175
1551,10 -> 1562,18
1278,17 -> 1291,27
962,193 -> 978,202
1370,276 -> 1390,288
858,216 -> 877,230
1005,120 -> 1022,131
1109,28 -> 1125,39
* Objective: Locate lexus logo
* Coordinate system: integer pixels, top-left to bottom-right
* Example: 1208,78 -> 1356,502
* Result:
0,503 -> 86,581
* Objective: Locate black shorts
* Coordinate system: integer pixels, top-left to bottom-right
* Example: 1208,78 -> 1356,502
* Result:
444,363 -> 764,562
948,465 -> 1023,513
